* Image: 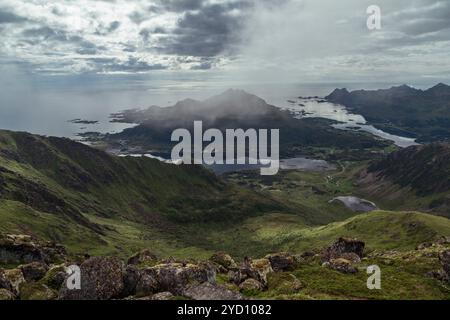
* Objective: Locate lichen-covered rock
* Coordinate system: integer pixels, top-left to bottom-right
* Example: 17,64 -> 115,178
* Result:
339,252 -> 362,264
152,262 -> 216,295
0,269 -> 14,293
325,258 -> 358,274
20,282 -> 57,300
59,257 -> 125,300
20,262 -> 49,281
323,237 -> 365,262
239,278 -> 263,293
41,265 -> 67,290
0,288 -> 15,300
210,252 -> 237,270
439,250 -> 450,278
0,234 -> 45,264
127,249 -> 157,266
265,253 -> 297,272
122,265 -> 141,297
229,258 -> 273,288
183,282 -> 243,300
4,268 -> 25,295
135,268 -> 158,297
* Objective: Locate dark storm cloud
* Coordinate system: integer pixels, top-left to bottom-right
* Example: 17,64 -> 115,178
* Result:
156,1 -> 250,57
0,9 -> 27,24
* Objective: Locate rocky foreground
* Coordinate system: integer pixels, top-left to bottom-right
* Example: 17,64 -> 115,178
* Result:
0,234 -> 449,300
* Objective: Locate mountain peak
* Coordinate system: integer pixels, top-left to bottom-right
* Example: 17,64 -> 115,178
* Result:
426,82 -> 450,94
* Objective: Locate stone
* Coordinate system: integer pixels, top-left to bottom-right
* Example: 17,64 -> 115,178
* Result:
59,257 -> 125,300
183,282 -> 243,300
328,258 -> 358,274
151,262 -> 216,295
0,234 -> 45,264
0,269 -> 14,293
0,288 -> 15,300
20,282 -> 57,300
239,278 -> 264,292
4,268 -> 26,295
20,261 -> 49,281
41,265 -> 67,290
229,258 -> 273,287
323,237 -> 365,262
127,249 -> 157,266
265,252 -> 297,272
210,252 -> 237,270
122,265 -> 141,297
439,250 -> 450,276
135,268 -> 159,297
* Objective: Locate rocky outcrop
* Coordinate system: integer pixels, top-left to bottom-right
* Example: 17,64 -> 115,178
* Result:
0,288 -> 15,300
321,238 -> 364,274
265,253 -> 297,272
4,268 -> 25,295
59,257 -> 125,300
0,234 -> 66,265
324,258 -> 358,274
229,257 -> 273,288
210,252 -> 237,270
20,262 -> 49,282
239,278 -> 264,292
323,237 -> 365,262
439,250 -> 450,281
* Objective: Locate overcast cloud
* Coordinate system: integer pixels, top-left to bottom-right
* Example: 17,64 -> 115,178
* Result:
0,0 -> 449,82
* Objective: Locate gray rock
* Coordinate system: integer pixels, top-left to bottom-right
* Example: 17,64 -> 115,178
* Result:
59,257 -> 125,300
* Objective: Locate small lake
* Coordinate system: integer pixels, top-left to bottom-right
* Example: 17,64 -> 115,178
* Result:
282,98 -> 419,148
330,196 -> 378,212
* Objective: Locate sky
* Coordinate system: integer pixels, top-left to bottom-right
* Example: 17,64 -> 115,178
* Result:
0,0 -> 449,84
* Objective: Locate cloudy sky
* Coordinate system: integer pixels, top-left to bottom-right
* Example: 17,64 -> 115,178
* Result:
0,0 -> 449,83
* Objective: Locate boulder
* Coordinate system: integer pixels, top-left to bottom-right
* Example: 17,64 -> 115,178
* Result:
151,262 -> 216,295
127,249 -> 157,266
151,292 -> 174,300
135,268 -> 158,297
0,269 -> 14,293
229,258 -> 273,288
326,258 -> 358,274
239,278 -> 264,293
59,257 -> 125,300
20,282 -> 57,300
265,253 -> 297,272
183,282 -> 243,300
339,252 -> 362,264
0,234 -> 67,265
323,237 -> 365,262
4,268 -> 25,295
0,288 -> 15,300
41,265 -> 67,290
439,250 -> 450,277
0,234 -> 45,264
210,252 -> 237,270
122,265 -> 141,297
20,262 -> 49,281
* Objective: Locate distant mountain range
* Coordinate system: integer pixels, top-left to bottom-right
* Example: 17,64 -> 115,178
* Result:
103,89 -> 389,160
326,83 -> 450,142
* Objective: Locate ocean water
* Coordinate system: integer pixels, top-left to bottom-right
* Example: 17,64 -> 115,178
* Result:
0,72 -> 422,145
